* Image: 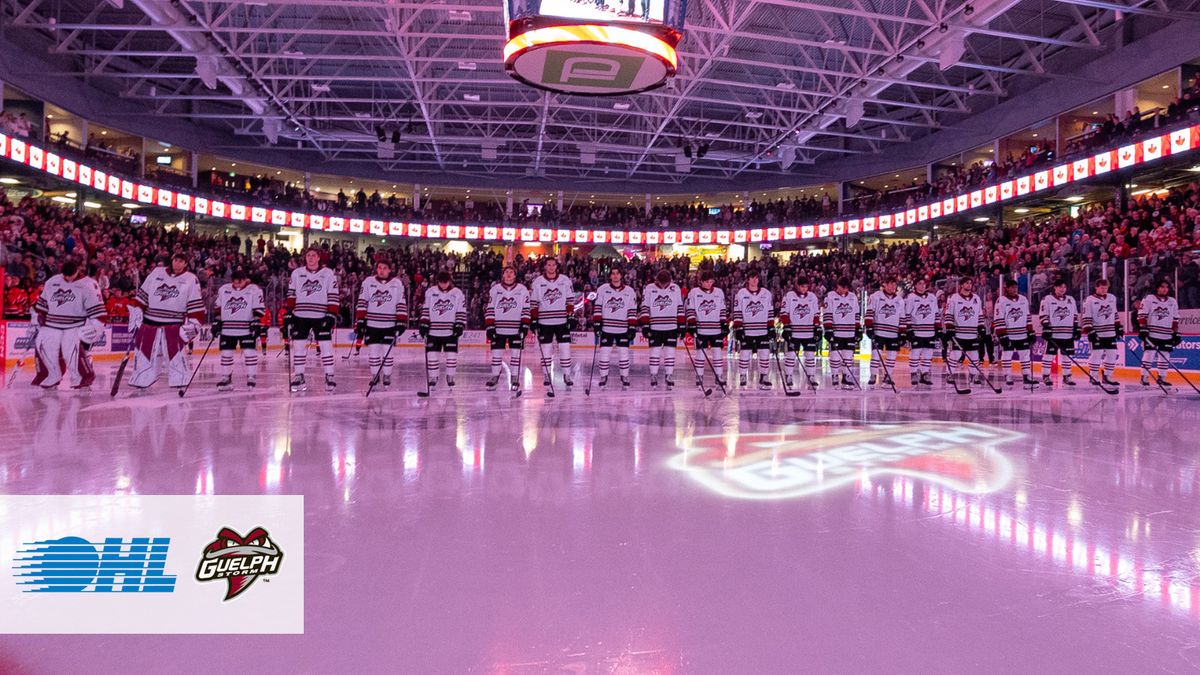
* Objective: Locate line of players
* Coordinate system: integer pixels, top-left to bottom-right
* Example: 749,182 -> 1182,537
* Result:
21,249 -> 1184,394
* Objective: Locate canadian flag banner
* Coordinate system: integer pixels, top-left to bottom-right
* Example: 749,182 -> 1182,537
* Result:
177,194 -> 192,212
0,134 -> 7,157
679,231 -> 696,244
999,181 -> 1013,200
251,207 -> 267,223
905,209 -> 917,224
121,181 -> 135,200
157,190 -> 174,208
426,224 -> 443,238
716,230 -> 731,245
970,190 -> 984,208
1117,143 -> 1138,168
699,230 -> 714,244
92,170 -> 106,191
1052,165 -> 1069,186
287,211 -> 304,228
537,228 -> 552,242
847,219 -> 861,234
137,184 -> 153,203
878,214 -> 892,230
193,196 -> 209,215
801,225 -> 815,239
662,231 -> 677,244
62,159 -> 77,181
1033,171 -> 1050,191
628,231 -> 644,244
574,230 -> 591,243
1016,176 -> 1032,195
1094,150 -> 1113,174
591,230 -> 607,243
733,229 -> 748,243
466,224 -> 481,239
308,214 -> 324,230
610,230 -> 626,244
28,146 -> 43,170
956,195 -> 969,212
46,153 -> 60,176
107,176 -> 120,195
388,221 -> 403,236
832,221 -> 845,236
484,226 -> 499,240
783,226 -> 797,240
412,222 -> 428,237
1170,128 -> 1192,154
1141,135 -> 1163,161
1072,158 -> 1091,180
750,228 -> 764,242
369,221 -> 385,235
230,204 -> 247,220
327,217 -> 346,232
554,229 -> 569,242
519,228 -> 535,241
766,227 -> 781,240
349,218 -> 365,233
9,139 -> 26,163
817,223 -> 831,237
984,186 -> 998,204
78,164 -> 92,186
439,225 -> 456,239
892,212 -> 905,227
930,202 -> 942,218
646,231 -> 660,245
862,217 -> 876,232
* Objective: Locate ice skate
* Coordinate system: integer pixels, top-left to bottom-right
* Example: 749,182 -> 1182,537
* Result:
486,375 -> 500,390
1141,373 -> 1151,386
325,374 -> 336,392
247,377 -> 256,389
868,373 -> 878,386
216,375 -> 233,392
621,376 -> 630,390
920,373 -> 934,387
382,375 -> 391,388
758,375 -> 771,390
1005,375 -> 1014,387
696,376 -> 705,388
289,374 -> 306,392
910,372 -> 919,387
807,377 -> 819,390
510,377 -> 520,391
784,375 -> 795,389
446,377 -> 455,388
883,375 -> 894,386
664,374 -> 674,389
1159,376 -> 1173,389
1043,374 -> 1053,387
649,374 -> 658,388
739,375 -> 748,388
563,374 -> 574,387
598,375 -> 608,389
1102,374 -> 1118,387
1063,374 -> 1076,387
543,372 -> 552,386
1022,375 -> 1039,389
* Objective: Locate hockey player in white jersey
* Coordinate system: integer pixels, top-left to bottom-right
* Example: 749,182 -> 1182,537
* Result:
779,276 -> 821,390
420,270 -> 467,388
685,270 -> 728,388
823,277 -> 861,390
213,267 -> 266,391
127,253 -> 204,390
1039,277 -> 1079,387
530,258 -> 576,388
355,259 -> 408,390
287,248 -> 341,392
1137,278 -> 1180,388
903,277 -> 939,387
1081,277 -> 1121,387
31,258 -> 105,389
993,279 -> 1037,388
640,269 -> 684,388
732,269 -> 774,389
865,276 -> 904,388
592,267 -> 638,389
484,266 -> 530,391
943,276 -> 986,385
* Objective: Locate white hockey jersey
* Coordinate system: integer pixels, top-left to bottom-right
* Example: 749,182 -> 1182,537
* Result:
993,295 -> 1032,340
904,292 -> 939,338
732,287 -> 773,337
865,290 -> 904,339
1138,294 -> 1179,342
823,290 -> 860,339
686,287 -> 727,336
35,274 -> 105,329
421,285 -> 467,337
530,274 -> 575,326
288,266 -> 339,319
215,283 -> 266,336
1081,293 -> 1119,339
356,276 -> 408,328
485,282 -> 531,335
593,283 -> 638,334
1039,294 -> 1078,340
135,266 -> 204,324
780,290 -> 821,339
944,292 -> 984,339
640,283 -> 684,331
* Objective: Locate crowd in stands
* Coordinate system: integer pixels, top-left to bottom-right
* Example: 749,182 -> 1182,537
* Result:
0,110 -> 33,138
3,180 -> 1199,328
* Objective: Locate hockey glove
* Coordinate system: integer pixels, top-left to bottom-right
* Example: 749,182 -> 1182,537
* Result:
781,327 -> 793,343
1087,331 -> 1099,347
486,327 -> 496,343
355,319 -> 367,337
1171,332 -> 1182,348
998,336 -> 1011,351
1138,327 -> 1149,342
127,306 -> 144,333
1072,326 -> 1081,342
322,315 -> 336,333
418,323 -> 429,339
977,327 -> 988,343
719,324 -> 730,338
453,323 -> 464,338
566,316 -> 577,332
593,321 -> 603,336
519,326 -> 528,341
733,328 -> 745,344
1115,323 -> 1125,339
641,325 -> 652,340
212,320 -> 223,337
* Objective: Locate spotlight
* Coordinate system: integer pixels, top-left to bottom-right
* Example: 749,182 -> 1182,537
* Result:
391,129 -> 401,144
916,39 -> 925,49
376,126 -> 386,142
697,143 -> 709,158
939,22 -> 949,33
964,4 -> 974,15
683,143 -> 693,159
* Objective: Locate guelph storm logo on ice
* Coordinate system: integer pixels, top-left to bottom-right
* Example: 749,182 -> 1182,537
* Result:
196,527 -> 283,601
668,421 -> 1018,501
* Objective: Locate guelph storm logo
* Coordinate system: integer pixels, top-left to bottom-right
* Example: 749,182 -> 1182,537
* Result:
370,288 -> 393,306
301,278 -> 324,295
541,287 -> 563,304
154,283 -> 180,301
498,295 -> 519,313
196,527 -> 283,601
51,287 -> 77,307
652,294 -> 675,312
225,296 -> 249,315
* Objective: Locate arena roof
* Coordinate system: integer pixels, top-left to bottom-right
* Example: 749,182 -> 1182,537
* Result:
2,0 -> 1200,189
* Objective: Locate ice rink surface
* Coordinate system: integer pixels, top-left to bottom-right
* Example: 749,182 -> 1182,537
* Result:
2,348 -> 1200,673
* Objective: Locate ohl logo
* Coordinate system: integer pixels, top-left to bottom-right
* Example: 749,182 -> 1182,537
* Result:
668,421 -> 1018,501
154,283 -> 180,301
51,287 -> 76,307
195,527 -> 283,601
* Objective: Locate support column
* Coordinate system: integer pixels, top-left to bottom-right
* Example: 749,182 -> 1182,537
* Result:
645,192 -> 651,217
505,189 -> 514,217
190,151 -> 199,189
139,137 -> 147,179
1114,88 -> 1136,118
412,183 -> 420,211
835,181 -> 844,215
557,190 -> 564,213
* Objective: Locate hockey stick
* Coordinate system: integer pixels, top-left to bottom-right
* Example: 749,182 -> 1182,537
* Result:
1164,353 -> 1200,396
178,333 -> 217,398
941,334 -> 971,395
509,335 -> 527,399
793,348 -> 817,391
698,338 -> 729,396
682,338 -> 714,397
416,336 -> 432,398
1060,348 -> 1119,395
584,330 -> 600,396
772,341 -> 800,397
365,333 -> 397,398
110,335 -> 136,398
952,337 -> 1002,394
872,345 -> 899,394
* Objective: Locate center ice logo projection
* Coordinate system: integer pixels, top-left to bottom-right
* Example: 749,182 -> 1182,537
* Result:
668,421 -> 1018,501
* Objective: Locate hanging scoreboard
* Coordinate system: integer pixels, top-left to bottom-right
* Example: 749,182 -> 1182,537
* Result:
503,0 -> 686,95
